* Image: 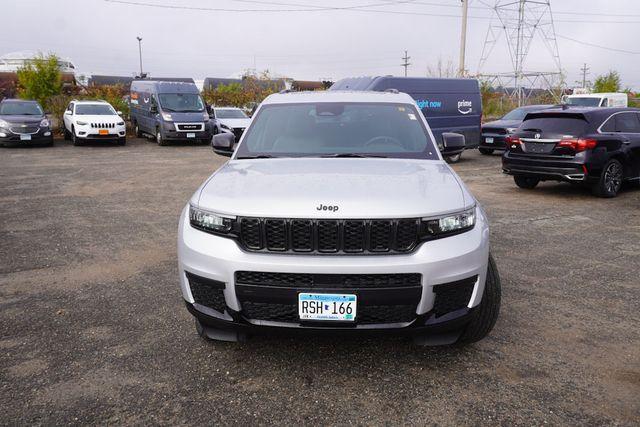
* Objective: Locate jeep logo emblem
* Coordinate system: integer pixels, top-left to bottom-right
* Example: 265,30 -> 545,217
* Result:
316,204 -> 339,212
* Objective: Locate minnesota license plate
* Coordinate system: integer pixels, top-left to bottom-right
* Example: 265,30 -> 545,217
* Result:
485,137 -> 494,144
99,129 -> 109,135
20,134 -> 31,141
187,133 -> 196,138
298,293 -> 356,321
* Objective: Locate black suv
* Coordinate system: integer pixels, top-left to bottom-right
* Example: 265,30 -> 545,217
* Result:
0,99 -> 53,147
502,107 -> 640,197
479,104 -> 552,155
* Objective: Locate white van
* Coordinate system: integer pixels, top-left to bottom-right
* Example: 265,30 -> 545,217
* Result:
562,92 -> 628,108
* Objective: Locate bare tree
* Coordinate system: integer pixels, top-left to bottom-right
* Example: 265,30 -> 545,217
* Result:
426,57 -> 457,78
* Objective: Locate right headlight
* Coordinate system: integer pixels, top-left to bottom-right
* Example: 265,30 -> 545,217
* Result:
76,120 -> 88,126
422,206 -> 476,237
0,119 -> 9,128
189,205 -> 234,234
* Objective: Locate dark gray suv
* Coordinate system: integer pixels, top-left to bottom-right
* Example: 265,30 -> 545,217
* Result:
0,99 -> 53,147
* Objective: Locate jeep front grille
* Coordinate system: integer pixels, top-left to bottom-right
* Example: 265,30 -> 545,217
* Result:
239,217 -> 420,254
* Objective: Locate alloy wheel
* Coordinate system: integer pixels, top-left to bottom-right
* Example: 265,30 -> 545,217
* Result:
604,162 -> 622,194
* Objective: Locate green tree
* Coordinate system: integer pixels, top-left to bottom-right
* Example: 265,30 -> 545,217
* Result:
16,53 -> 63,108
593,70 -> 621,93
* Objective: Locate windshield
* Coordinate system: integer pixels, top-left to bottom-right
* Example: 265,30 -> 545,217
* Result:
0,102 -> 43,116
216,108 -> 248,119
158,93 -> 204,112
235,102 -> 439,160
565,97 -> 601,107
75,104 -> 116,115
502,107 -> 530,121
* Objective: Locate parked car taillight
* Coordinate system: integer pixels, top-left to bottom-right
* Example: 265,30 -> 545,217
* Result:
505,136 -> 521,148
557,138 -> 597,153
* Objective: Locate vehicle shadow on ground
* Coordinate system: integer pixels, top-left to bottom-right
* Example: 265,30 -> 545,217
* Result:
516,180 -> 640,199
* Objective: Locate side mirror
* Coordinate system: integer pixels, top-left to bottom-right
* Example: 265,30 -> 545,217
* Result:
116,110 -> 123,116
64,110 -> 72,115
212,132 -> 235,157
441,132 -> 465,155
150,105 -> 158,114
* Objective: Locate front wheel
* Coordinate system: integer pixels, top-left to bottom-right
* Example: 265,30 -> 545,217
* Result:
593,159 -> 623,198
457,254 -> 501,345
156,129 -> 168,146
63,127 -> 71,140
445,153 -> 462,163
117,137 -> 126,146
134,122 -> 143,138
479,148 -> 494,155
71,127 -> 82,146
514,175 -> 539,189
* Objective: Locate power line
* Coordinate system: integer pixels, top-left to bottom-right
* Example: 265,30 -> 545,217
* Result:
556,34 -> 640,55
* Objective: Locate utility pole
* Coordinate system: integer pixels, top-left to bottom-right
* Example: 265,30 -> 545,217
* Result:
458,0 -> 469,76
136,36 -> 144,77
401,50 -> 411,77
580,63 -> 590,89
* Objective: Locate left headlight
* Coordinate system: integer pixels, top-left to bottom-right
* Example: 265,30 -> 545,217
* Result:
162,112 -> 173,121
189,205 -> 234,234
422,206 -> 476,236
117,121 -> 125,126
0,119 -> 8,128
40,118 -> 50,127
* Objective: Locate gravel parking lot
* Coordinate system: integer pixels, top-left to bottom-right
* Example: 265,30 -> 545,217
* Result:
1,137 -> 638,425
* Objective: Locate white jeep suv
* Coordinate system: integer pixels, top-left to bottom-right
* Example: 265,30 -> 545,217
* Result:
63,100 -> 126,146
178,91 -> 501,346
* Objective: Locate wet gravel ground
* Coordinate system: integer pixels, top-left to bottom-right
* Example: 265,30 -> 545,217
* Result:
1,138 -> 638,425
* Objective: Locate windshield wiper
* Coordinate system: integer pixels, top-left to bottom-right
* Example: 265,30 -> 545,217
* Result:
320,153 -> 387,158
236,155 -> 274,159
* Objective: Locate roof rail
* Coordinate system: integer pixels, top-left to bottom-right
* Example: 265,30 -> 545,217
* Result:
384,88 -> 399,94
279,89 -> 291,94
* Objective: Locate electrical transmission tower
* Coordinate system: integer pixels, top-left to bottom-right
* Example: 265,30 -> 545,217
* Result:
477,0 -> 563,105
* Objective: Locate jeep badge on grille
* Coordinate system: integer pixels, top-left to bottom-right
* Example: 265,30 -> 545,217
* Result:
316,204 -> 339,212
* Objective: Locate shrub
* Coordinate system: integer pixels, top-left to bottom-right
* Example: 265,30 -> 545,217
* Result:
16,53 -> 63,108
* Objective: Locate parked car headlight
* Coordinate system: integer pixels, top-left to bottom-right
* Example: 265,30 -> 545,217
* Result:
423,206 -> 476,236
76,121 -> 88,126
117,121 -> 125,126
162,112 -> 173,121
0,119 -> 8,128
220,123 -> 231,130
506,127 -> 518,134
40,118 -> 50,127
189,205 -> 234,233
203,112 -> 210,121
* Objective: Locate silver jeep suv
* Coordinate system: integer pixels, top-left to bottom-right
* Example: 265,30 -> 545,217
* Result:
177,90 -> 500,346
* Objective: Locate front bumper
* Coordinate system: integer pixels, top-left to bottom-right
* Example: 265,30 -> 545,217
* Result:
0,128 -> 53,145
76,127 -> 126,141
177,205 -> 490,336
502,150 -> 591,182
162,122 -> 212,141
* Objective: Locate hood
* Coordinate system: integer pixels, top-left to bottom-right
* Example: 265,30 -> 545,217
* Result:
482,119 -> 521,129
164,111 -> 207,122
74,114 -> 122,123
197,158 -> 470,218
218,118 -> 251,128
0,114 -> 44,124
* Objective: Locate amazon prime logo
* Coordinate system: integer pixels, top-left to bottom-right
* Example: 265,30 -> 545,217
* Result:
457,100 -> 472,115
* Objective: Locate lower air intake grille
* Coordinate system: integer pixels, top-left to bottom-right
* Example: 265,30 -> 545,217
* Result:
186,272 -> 227,313
432,276 -> 478,317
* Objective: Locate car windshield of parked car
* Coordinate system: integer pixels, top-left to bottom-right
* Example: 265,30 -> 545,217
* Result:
235,102 -> 438,159
75,104 -> 116,115
564,97 -> 601,106
216,109 -> 248,119
502,107 -> 529,121
0,102 -> 43,116
158,93 -> 204,112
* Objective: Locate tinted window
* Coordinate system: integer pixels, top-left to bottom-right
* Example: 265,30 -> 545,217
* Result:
216,109 -> 248,119
565,97 -> 601,106
75,104 -> 115,115
520,116 -> 589,135
502,107 -> 530,121
0,102 -> 43,115
600,117 -> 615,132
615,113 -> 640,132
236,102 -> 438,160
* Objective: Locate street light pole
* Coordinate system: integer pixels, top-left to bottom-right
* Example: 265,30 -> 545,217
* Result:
458,0 -> 469,77
136,36 -> 143,77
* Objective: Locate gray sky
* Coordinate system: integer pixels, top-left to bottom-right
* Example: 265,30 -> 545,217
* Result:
4,0 -> 640,89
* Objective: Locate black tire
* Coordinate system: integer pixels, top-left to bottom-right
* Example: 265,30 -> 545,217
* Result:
479,148 -> 494,155
593,158 -> 623,198
71,127 -> 82,146
117,137 -> 126,146
445,153 -> 462,163
156,129 -> 168,146
134,122 -> 143,138
514,175 -> 539,189
46,138 -> 54,147
213,126 -> 219,135
63,127 -> 71,140
457,254 -> 501,345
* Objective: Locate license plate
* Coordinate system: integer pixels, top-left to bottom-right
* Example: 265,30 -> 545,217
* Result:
187,133 -> 196,138
485,137 -> 494,144
99,129 -> 108,135
298,293 -> 356,321
20,134 -> 31,141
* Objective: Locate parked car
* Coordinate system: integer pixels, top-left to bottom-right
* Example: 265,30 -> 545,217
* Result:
178,90 -> 501,346
212,107 -> 251,141
130,80 -> 212,145
330,76 -> 482,163
479,105 -> 553,155
63,100 -> 126,146
502,107 -> 640,197
0,99 -> 53,147
562,92 -> 628,108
